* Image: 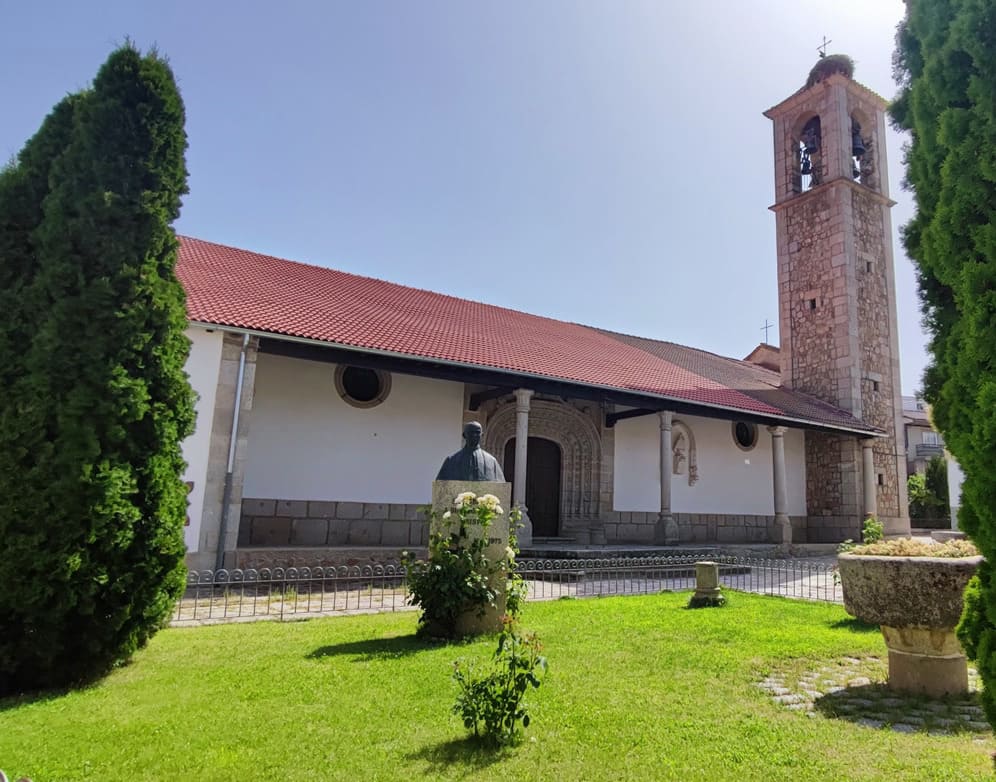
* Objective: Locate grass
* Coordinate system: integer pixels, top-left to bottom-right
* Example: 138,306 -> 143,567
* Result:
0,593 -> 991,781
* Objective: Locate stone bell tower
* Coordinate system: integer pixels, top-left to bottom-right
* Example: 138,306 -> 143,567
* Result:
764,57 -> 910,538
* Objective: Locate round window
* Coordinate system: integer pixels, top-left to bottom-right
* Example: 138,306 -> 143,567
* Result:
732,421 -> 758,451
335,365 -> 391,408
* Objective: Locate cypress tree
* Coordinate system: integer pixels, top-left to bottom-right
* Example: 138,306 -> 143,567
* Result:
0,45 -> 194,694
891,0 -> 996,723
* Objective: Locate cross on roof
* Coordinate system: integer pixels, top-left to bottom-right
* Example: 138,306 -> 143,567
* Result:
818,36 -> 832,58
761,318 -> 774,342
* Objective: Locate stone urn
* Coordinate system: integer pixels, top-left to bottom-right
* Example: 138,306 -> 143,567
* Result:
837,551 -> 982,697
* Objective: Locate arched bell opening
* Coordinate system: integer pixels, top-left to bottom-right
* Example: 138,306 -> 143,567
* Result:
792,113 -> 823,193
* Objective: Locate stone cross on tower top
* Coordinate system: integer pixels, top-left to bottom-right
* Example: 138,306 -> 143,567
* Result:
817,36 -> 833,58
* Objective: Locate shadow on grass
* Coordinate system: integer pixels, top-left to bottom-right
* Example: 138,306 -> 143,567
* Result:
307,635 -> 441,662
827,617 -> 879,633
404,735 -> 512,774
814,683 -> 986,734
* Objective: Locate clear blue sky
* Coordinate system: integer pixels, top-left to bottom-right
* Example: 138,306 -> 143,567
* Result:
1,0 -> 926,393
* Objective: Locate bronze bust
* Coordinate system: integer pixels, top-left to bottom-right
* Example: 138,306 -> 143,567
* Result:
436,421 -> 506,482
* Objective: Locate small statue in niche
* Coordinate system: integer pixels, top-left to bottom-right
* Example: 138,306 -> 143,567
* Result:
436,421 -> 506,482
672,432 -> 688,475
672,420 -> 699,487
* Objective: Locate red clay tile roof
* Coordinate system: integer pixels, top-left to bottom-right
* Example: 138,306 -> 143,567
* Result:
177,236 -> 879,434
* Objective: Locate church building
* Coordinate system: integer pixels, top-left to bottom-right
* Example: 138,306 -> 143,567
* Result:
177,58 -> 910,571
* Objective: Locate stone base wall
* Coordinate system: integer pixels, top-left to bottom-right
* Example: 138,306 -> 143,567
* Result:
236,497 -> 861,552
234,546 -> 420,570
805,515 -> 861,543
238,498 -> 428,548
602,512 -> 809,544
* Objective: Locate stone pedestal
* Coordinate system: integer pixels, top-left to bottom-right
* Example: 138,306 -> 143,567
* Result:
688,561 -> 726,608
431,480 -> 512,635
838,551 -> 981,698
881,626 -> 969,697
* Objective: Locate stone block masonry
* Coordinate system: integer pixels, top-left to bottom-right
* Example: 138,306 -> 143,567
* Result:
238,498 -> 428,549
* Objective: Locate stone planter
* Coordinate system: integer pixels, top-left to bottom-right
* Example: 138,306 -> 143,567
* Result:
837,552 -> 982,697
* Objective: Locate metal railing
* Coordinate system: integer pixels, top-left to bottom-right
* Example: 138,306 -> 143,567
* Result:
172,555 -> 841,624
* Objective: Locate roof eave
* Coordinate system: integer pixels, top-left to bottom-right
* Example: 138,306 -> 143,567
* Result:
188,320 -> 885,438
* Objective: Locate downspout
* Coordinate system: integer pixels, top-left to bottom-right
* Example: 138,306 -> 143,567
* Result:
215,332 -> 250,572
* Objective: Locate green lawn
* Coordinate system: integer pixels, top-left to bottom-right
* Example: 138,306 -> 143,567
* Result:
1,593 -> 990,781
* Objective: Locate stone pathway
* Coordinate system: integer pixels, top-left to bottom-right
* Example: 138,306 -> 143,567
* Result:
757,656 -> 990,736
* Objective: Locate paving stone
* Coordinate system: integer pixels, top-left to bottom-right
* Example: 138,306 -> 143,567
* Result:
774,694 -> 804,704
857,718 -> 884,729
786,703 -> 809,711
900,715 -> 926,725
967,721 -> 991,732
891,723 -> 917,734
771,687 -> 792,696
850,698 -> 876,707
803,690 -> 823,699
923,703 -> 949,713
879,698 -> 904,708
848,677 -> 871,687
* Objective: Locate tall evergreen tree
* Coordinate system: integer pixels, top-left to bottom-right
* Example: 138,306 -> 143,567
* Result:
891,0 -> 996,723
0,45 -> 194,694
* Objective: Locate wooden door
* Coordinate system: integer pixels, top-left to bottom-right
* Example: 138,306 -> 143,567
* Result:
504,437 -> 562,537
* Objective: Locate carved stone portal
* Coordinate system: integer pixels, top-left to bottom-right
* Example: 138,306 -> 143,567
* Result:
484,399 -> 602,530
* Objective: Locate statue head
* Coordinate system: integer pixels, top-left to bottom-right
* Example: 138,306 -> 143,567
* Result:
462,421 -> 483,449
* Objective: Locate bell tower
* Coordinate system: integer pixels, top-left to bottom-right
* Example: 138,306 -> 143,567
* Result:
764,56 -> 910,538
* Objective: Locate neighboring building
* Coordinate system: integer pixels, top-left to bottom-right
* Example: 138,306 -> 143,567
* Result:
176,57 -> 910,571
902,395 -> 945,476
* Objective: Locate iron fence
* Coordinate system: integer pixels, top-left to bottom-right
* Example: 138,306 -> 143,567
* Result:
172,554 -> 842,624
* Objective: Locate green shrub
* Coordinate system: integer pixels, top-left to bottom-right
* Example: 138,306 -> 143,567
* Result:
0,45 -> 193,696
453,623 -> 547,746
957,563 -> 991,662
402,492 -> 523,638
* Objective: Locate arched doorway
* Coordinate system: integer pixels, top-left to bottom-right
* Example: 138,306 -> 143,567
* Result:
504,437 -> 562,538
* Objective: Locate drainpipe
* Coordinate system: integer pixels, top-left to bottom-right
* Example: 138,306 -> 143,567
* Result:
215,333 -> 250,572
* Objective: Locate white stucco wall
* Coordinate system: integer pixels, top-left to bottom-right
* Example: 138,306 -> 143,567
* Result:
243,353 -> 464,503
612,413 -> 806,515
181,327 -> 224,552
946,453 -> 964,530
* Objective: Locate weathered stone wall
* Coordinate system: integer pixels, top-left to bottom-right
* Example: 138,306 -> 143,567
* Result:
238,498 -> 428,548
602,511 -> 808,545
854,187 -> 902,519
779,188 -> 842,405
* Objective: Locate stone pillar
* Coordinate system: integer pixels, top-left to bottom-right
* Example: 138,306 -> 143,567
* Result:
655,411 -> 678,544
768,425 -> 791,546
188,332 -> 259,572
513,388 -> 534,546
862,439 -> 878,519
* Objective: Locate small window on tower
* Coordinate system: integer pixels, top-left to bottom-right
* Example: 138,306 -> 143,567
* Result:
872,380 -> 880,392
808,298 -> 817,311
877,473 -> 885,486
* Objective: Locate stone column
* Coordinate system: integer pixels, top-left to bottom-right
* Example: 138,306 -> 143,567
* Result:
768,425 -> 792,546
655,411 -> 678,544
862,439 -> 878,519
513,388 -> 534,546
190,332 -> 259,572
